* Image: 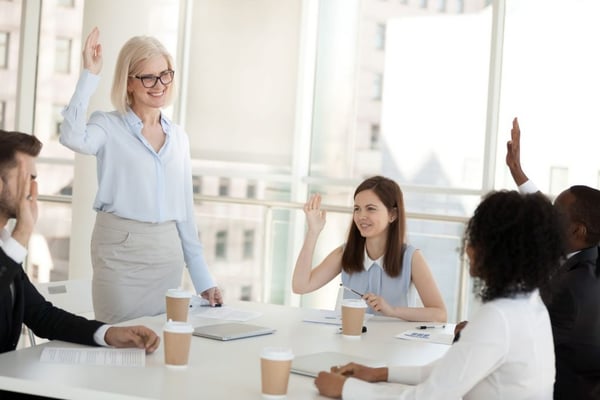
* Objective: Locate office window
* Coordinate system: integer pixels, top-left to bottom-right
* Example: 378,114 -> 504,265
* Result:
437,0 -> 446,12
192,175 -> 202,194
0,32 -> 8,68
0,101 -> 5,129
240,285 -> 252,301
420,0 -> 428,8
54,37 -> 72,74
372,73 -> 383,101
375,23 -> 386,50
243,229 -> 255,259
549,166 -> 568,197
218,177 -> 230,196
370,123 -> 380,150
456,0 -> 464,13
53,104 -> 64,137
246,181 -> 256,199
56,0 -> 75,7
215,230 -> 228,259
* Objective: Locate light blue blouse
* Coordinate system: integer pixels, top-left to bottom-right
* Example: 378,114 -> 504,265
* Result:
59,70 -> 215,293
342,244 -> 416,313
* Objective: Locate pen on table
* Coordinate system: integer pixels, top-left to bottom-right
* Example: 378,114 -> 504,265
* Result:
197,303 -> 223,307
416,324 -> 445,330
339,283 -> 364,298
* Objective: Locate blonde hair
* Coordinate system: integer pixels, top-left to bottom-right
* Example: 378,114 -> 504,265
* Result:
111,36 -> 176,114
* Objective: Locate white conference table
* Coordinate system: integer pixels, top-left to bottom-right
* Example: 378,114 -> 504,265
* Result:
0,301 -> 453,399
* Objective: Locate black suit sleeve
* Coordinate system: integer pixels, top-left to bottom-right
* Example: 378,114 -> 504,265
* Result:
20,272 -> 104,346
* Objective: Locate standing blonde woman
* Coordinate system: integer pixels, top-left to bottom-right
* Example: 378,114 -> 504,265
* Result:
60,27 -> 222,324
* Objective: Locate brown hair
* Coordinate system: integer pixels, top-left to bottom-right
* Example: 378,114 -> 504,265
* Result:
0,130 -> 42,178
341,176 -> 406,277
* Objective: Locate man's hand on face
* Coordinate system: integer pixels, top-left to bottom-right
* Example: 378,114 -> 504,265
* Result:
11,154 -> 38,247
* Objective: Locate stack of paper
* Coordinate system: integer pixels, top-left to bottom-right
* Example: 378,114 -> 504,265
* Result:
395,330 -> 454,345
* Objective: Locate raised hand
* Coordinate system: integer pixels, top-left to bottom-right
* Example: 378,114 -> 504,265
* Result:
82,27 -> 103,75
505,117 -> 528,186
11,156 -> 38,248
304,193 -> 327,234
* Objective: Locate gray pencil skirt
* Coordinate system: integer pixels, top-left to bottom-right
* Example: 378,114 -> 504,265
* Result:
91,212 -> 185,324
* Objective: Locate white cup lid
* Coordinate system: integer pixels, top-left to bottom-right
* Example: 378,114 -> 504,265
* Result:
164,320 -> 194,333
342,298 -> 368,308
166,288 -> 193,298
260,347 -> 294,361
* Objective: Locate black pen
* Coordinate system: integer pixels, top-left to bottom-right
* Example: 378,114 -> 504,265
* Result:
416,324 -> 445,330
339,283 -> 364,298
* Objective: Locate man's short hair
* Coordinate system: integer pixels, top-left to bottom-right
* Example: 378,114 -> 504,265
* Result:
569,185 -> 600,246
0,130 -> 43,176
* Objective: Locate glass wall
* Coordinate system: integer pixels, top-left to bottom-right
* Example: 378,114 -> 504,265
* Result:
4,0 -> 599,324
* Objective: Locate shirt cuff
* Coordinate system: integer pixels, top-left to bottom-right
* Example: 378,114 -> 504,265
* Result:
518,180 -> 539,194
93,324 -> 112,347
3,235 -> 27,264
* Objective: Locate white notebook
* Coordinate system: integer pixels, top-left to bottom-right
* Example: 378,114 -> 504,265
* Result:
192,322 -> 275,341
291,351 -> 386,378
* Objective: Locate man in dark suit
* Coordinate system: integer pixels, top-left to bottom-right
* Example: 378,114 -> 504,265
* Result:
0,129 -> 160,354
506,117 -> 600,399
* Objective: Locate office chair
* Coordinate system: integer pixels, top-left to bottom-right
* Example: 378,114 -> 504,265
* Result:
27,278 -> 94,346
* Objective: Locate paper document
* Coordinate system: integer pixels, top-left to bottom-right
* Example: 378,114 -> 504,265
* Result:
40,347 -> 145,367
189,299 -> 262,321
395,330 -> 454,345
302,309 -> 372,325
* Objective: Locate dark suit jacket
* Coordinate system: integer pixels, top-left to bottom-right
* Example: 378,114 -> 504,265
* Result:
0,247 -> 104,354
542,246 -> 600,400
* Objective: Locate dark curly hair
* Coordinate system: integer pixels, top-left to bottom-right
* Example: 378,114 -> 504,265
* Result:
465,190 -> 566,302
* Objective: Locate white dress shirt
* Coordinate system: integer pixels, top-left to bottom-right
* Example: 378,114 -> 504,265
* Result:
342,290 -> 555,399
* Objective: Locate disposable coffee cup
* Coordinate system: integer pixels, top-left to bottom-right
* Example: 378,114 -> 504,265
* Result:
163,320 -> 194,368
165,288 -> 192,322
341,298 -> 367,338
260,347 -> 294,399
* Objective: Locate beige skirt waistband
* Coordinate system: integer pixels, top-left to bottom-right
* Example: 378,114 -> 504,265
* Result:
94,211 -> 177,234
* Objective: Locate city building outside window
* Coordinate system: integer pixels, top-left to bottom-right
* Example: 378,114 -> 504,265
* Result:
246,181 -> 256,199
54,37 -> 72,74
243,229 -> 254,259
0,101 -> 5,129
0,31 -> 8,68
370,123 -> 380,150
375,23 -> 386,50
218,177 -> 230,196
215,230 -> 228,260
372,73 -> 383,101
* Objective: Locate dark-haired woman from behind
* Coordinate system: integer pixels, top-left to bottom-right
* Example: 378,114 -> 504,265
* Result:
315,190 -> 565,399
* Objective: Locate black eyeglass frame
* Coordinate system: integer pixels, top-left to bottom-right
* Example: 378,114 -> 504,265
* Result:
130,69 -> 175,88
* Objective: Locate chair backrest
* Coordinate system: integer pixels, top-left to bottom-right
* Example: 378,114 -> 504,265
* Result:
34,279 -> 95,319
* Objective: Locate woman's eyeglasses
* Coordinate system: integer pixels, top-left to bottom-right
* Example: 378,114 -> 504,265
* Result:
130,70 -> 174,88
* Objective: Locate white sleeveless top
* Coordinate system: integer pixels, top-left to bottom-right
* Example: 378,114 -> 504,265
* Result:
341,244 -> 416,314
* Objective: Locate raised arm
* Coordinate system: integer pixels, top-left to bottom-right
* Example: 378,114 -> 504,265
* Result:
292,194 -> 343,294
505,117 -> 529,186
82,26 -> 103,75
59,27 -> 107,155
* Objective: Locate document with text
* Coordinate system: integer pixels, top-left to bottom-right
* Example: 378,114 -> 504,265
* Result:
40,347 -> 145,367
